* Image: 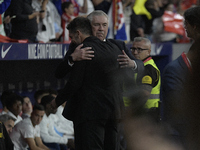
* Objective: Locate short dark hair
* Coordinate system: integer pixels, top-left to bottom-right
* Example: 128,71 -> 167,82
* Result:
33,104 -> 45,111
62,1 -> 73,13
40,95 -> 55,109
184,6 -> 200,27
48,89 -> 58,96
34,89 -> 49,100
5,93 -> 23,110
67,17 -> 93,36
0,90 -> 13,107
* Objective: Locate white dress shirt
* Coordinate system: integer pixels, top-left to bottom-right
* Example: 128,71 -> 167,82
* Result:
39,113 -> 68,144
10,117 -> 40,150
7,111 -> 22,125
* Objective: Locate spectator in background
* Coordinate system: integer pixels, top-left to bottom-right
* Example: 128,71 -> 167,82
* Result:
130,2 -> 146,41
21,96 -> 33,119
77,0 -> 94,17
34,89 -> 49,104
48,88 -> 58,98
53,102 -> 74,138
0,0 -> 12,36
61,1 -> 75,43
5,93 -> 23,125
142,0 -> 167,40
0,114 -> 15,150
91,0 -> 112,14
48,89 -> 74,144
0,114 -> 15,134
152,3 -> 177,43
0,90 -> 13,115
0,0 -> 11,14
32,0 -> 63,43
10,104 -> 50,150
52,0 -> 88,17
130,0 -> 168,41
5,0 -> 40,42
152,2 -> 186,43
39,95 -> 73,150
131,37 -> 161,122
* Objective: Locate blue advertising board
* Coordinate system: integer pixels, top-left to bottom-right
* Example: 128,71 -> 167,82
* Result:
0,42 -> 173,108
0,43 -> 69,60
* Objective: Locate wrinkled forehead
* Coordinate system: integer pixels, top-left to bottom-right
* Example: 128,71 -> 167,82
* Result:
92,15 -> 108,24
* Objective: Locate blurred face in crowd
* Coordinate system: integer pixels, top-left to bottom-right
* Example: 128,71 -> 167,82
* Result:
36,93 -> 49,104
4,119 -> 15,134
65,4 -> 74,16
91,15 -> 108,41
22,97 -> 32,114
31,109 -> 45,127
10,100 -> 22,117
131,40 -> 151,60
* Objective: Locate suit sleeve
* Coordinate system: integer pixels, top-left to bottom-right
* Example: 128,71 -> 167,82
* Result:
54,43 -> 77,79
55,60 -> 86,107
161,64 -> 184,121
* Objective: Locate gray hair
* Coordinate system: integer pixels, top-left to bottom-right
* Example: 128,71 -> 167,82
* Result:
87,10 -> 108,22
0,114 -> 16,123
133,37 -> 151,47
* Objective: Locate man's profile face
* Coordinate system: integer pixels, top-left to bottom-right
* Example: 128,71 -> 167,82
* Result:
4,119 -> 14,134
69,31 -> 81,44
91,15 -> 108,41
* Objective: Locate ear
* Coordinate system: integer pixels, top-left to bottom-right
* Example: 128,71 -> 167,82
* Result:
76,30 -> 81,36
148,49 -> 151,56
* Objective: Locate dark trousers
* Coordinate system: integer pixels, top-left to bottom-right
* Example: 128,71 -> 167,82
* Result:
43,141 -> 68,150
74,119 -> 120,150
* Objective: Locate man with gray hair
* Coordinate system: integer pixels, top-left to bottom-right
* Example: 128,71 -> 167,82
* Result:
131,37 -> 161,121
0,114 -> 15,134
0,114 -> 15,150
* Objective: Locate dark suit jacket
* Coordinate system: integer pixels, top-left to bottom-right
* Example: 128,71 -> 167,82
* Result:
161,55 -> 190,137
55,36 -> 128,124
54,39 -> 144,80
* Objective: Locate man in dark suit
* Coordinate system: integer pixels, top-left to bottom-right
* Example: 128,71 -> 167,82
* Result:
54,10 -> 144,81
51,16 -> 131,150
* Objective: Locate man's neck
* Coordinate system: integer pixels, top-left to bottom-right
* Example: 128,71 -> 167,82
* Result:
80,35 -> 91,43
31,117 -> 36,127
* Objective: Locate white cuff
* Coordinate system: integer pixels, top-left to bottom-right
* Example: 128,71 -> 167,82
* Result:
68,60 -> 74,67
131,60 -> 137,70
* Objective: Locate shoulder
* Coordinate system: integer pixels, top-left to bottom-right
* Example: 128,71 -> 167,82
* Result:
145,64 -> 158,73
107,39 -> 124,45
163,55 -> 184,74
107,39 -> 126,50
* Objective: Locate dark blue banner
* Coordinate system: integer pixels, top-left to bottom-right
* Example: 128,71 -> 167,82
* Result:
0,43 -> 69,60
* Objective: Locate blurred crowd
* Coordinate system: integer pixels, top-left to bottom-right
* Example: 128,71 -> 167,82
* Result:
0,0 -> 199,43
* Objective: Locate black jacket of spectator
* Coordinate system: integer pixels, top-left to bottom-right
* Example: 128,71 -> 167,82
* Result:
6,0 -> 38,42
